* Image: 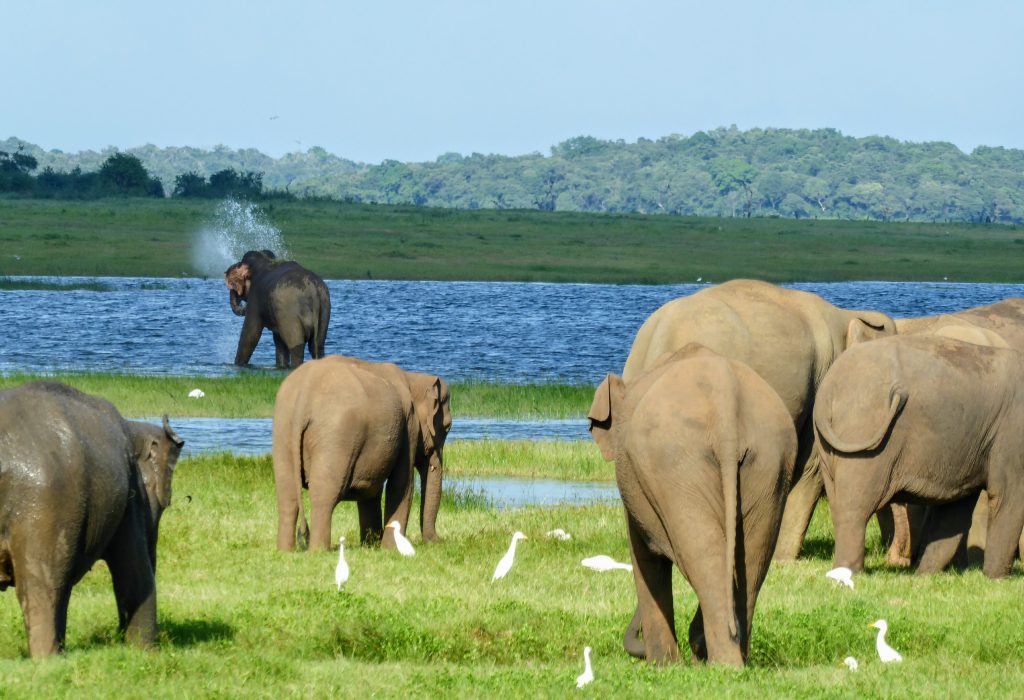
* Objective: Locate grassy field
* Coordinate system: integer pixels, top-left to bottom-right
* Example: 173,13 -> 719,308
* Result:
1,197 -> 1022,283
0,374 -> 593,420
0,453 -> 1020,696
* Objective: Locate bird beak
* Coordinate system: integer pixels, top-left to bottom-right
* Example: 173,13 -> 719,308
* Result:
868,623 -> 876,629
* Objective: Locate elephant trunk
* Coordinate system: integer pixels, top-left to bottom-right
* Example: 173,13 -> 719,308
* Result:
229,289 -> 247,317
420,447 -> 443,541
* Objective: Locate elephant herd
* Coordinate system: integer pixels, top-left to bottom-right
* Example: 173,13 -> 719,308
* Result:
3,263 -> 1024,668
593,279 -> 1024,665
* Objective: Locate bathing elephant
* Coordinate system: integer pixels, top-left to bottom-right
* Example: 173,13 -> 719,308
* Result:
223,249 -> 331,368
814,334 -> 1024,578
0,381 -> 184,657
622,279 -> 896,560
272,355 -> 452,552
589,345 -> 796,666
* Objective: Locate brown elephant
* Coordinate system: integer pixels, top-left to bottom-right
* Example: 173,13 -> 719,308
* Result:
814,334 -> 1024,578
0,381 -> 183,657
622,279 -> 895,560
224,249 -> 331,368
590,345 -> 796,666
272,355 -> 452,552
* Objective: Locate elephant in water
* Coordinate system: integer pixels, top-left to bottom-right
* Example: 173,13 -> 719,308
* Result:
589,345 -> 796,666
0,381 -> 184,657
272,355 -> 452,552
622,279 -> 896,560
814,335 -> 1024,578
224,249 -> 331,368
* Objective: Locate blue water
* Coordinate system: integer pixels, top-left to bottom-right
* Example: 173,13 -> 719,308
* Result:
3,277 -> 1023,382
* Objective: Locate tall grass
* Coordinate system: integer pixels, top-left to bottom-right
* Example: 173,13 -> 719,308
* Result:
446,440 -> 611,482
0,453 -> 1021,696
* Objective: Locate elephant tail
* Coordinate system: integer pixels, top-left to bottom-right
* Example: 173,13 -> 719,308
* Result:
815,386 -> 908,454
313,283 -> 331,358
721,438 -> 741,642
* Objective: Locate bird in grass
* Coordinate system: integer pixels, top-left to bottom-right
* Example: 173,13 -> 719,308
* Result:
869,619 -> 903,663
387,521 -> 416,556
575,646 -> 594,689
581,555 -> 632,572
546,528 -> 572,540
825,566 -> 854,589
842,656 -> 859,671
188,388 -> 205,398
492,531 -> 528,581
335,536 -> 349,591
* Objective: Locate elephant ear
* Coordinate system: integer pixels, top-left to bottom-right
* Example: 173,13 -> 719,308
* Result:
845,313 -> 895,348
588,374 -> 624,462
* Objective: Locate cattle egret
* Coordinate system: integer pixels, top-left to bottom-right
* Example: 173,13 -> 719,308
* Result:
826,566 -> 854,589
188,388 -> 205,398
581,555 -> 632,572
575,646 -> 594,689
546,528 -> 572,540
869,619 -> 903,663
842,656 -> 859,671
492,531 -> 527,581
335,536 -> 349,591
387,521 -> 416,556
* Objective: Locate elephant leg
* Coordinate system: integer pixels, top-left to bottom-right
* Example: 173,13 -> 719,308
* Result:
623,606 -> 646,659
966,491 -> 989,567
688,605 -> 708,662
105,519 -> 158,648
15,574 -> 70,658
288,343 -> 305,369
915,495 -> 976,574
821,464 -> 877,573
381,447 -> 413,551
773,426 -> 821,560
983,483 -> 1024,579
626,514 -> 678,664
675,529 -> 744,666
234,313 -> 264,366
272,331 -> 289,368
881,503 -> 913,566
357,497 -> 384,545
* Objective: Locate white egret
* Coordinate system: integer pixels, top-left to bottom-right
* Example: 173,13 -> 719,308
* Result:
869,619 -> 903,663
546,528 -> 572,540
387,521 -> 416,556
188,388 -> 205,398
575,646 -> 594,688
842,656 -> 859,671
335,536 -> 349,591
492,531 -> 527,581
825,566 -> 854,589
581,555 -> 632,572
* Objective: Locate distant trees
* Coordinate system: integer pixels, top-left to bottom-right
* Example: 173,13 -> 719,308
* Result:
0,148 -> 164,198
172,169 -> 263,199
0,146 -> 38,193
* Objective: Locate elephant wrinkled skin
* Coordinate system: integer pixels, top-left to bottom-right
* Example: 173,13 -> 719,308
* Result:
814,335 -> 1024,579
622,279 -> 895,560
224,249 -> 331,368
272,355 -> 452,552
0,381 -> 183,657
590,345 -> 796,666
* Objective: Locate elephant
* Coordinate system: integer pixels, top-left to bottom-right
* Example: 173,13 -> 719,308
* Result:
589,345 -> 796,666
223,249 -> 331,368
0,381 -> 184,657
272,355 -> 452,552
813,334 -> 1024,578
622,279 -> 896,560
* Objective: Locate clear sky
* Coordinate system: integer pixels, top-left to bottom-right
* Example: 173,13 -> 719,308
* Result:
4,0 -> 1022,163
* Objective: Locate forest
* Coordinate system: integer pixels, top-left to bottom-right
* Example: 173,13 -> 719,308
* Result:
3,126 -> 1022,223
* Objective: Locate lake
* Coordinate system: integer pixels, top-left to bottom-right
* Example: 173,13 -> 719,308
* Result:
4,277 -> 1023,382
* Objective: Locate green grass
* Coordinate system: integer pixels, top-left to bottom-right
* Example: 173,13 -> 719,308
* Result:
0,453 -> 1021,696
0,374 -> 594,419
0,198 -> 1021,282
447,441 -> 610,482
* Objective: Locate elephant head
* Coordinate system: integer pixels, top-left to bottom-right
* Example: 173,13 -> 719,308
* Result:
124,415 -> 185,569
409,374 -> 452,541
224,250 -> 277,317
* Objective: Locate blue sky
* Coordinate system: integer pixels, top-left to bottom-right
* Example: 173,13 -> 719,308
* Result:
5,1 -> 1022,163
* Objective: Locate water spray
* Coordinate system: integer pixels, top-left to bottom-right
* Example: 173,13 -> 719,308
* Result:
192,198 -> 289,277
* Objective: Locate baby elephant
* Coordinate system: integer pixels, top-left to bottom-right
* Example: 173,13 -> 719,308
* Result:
814,334 -> 1024,578
588,345 -> 796,666
0,381 -> 183,657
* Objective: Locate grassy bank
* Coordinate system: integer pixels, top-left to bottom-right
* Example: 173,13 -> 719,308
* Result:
0,453 -> 1020,696
0,374 -> 594,419
1,198 -> 1022,282
446,441 -> 610,482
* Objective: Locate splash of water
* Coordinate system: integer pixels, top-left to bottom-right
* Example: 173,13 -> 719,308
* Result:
192,198 -> 289,277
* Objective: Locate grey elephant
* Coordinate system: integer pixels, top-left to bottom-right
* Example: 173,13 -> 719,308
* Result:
589,345 -> 796,666
224,249 -> 331,368
622,279 -> 895,560
272,355 -> 452,552
0,381 -> 184,657
814,335 -> 1024,578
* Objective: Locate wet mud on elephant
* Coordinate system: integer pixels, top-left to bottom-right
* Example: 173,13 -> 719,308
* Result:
224,249 -> 331,368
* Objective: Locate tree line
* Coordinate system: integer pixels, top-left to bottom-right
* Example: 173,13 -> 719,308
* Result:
3,126 -> 1023,223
